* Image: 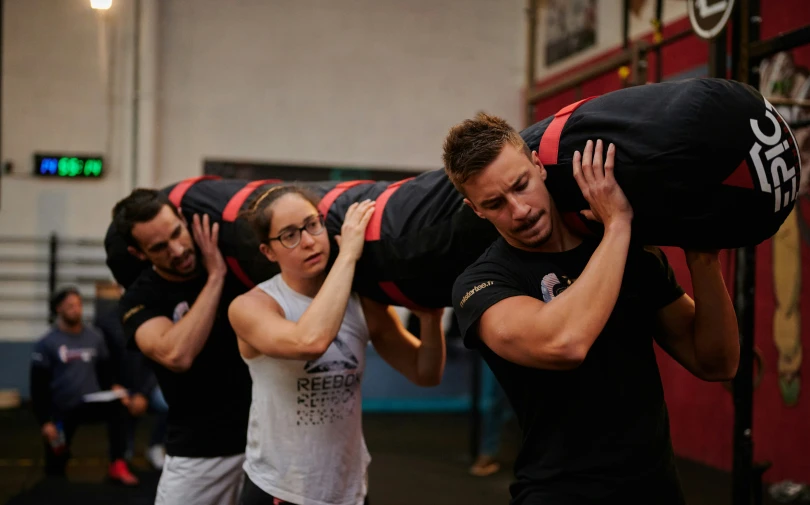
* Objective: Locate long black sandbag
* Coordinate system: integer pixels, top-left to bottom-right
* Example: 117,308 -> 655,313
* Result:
105,77 -> 800,308
521,77 -> 801,249
321,171 -> 499,308
104,173 -> 498,309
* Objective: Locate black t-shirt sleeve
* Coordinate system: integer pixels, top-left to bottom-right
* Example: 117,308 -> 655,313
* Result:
119,289 -> 170,350
639,246 -> 685,310
451,258 -> 527,347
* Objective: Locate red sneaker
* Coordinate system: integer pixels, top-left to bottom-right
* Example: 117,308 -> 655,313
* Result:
108,459 -> 139,486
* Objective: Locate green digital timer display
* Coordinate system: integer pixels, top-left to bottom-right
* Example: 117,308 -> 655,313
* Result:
33,154 -> 105,178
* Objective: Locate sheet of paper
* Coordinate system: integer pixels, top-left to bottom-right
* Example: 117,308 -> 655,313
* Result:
83,389 -> 128,403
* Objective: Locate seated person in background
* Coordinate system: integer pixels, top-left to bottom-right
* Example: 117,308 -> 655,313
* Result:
94,282 -> 168,470
228,187 -> 447,505
29,286 -> 139,485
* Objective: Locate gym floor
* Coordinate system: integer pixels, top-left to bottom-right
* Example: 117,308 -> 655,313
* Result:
0,407 -> 779,505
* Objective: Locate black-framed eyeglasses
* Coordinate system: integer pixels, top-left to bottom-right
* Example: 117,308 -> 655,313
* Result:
269,215 -> 326,249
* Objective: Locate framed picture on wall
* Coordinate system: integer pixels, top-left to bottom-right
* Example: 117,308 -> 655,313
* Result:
203,159 -> 424,183
545,0 -> 597,66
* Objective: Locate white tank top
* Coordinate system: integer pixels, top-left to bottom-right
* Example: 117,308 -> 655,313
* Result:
243,274 -> 371,505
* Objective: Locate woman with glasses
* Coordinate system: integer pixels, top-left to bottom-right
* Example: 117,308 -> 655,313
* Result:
228,185 -> 447,505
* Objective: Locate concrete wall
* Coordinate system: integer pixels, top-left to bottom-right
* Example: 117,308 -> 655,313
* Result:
0,0 -> 525,402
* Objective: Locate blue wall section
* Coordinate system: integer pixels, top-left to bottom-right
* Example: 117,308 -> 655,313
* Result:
362,342 -> 475,412
0,342 -> 36,399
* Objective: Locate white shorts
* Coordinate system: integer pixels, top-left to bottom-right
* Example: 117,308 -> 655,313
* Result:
155,453 -> 246,505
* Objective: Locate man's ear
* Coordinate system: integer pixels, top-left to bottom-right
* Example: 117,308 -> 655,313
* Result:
463,198 -> 486,220
177,206 -> 188,226
127,245 -> 147,262
259,243 -> 278,263
532,151 -> 548,181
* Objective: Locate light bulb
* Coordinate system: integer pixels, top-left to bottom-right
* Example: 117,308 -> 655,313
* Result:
90,0 -> 112,10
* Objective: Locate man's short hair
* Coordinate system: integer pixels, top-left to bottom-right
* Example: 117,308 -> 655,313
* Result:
442,112 -> 531,194
112,189 -> 179,249
50,286 -> 81,314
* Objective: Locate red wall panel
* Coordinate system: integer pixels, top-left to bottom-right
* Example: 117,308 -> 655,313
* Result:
529,2 -> 810,484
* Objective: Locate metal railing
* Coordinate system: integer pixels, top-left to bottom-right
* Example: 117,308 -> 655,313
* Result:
0,234 -> 111,334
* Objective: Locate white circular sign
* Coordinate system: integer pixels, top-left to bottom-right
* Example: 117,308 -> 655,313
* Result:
687,0 -> 736,40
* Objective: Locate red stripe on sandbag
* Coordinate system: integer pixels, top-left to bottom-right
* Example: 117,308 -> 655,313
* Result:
221,179 -> 281,290
538,96 -> 598,166
225,256 -> 255,289
722,160 -> 755,190
365,178 -> 414,241
363,177 -> 423,310
222,179 -> 283,222
379,281 -> 424,312
317,180 -> 375,217
167,175 -> 221,207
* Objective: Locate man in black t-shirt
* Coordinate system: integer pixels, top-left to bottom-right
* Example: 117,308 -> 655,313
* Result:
113,189 -> 252,505
443,113 -> 740,504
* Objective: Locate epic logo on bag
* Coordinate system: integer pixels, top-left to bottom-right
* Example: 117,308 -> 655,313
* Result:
748,99 -> 801,213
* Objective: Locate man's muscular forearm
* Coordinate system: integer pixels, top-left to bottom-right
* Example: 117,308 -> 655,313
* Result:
688,251 -> 740,379
147,272 -> 225,371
